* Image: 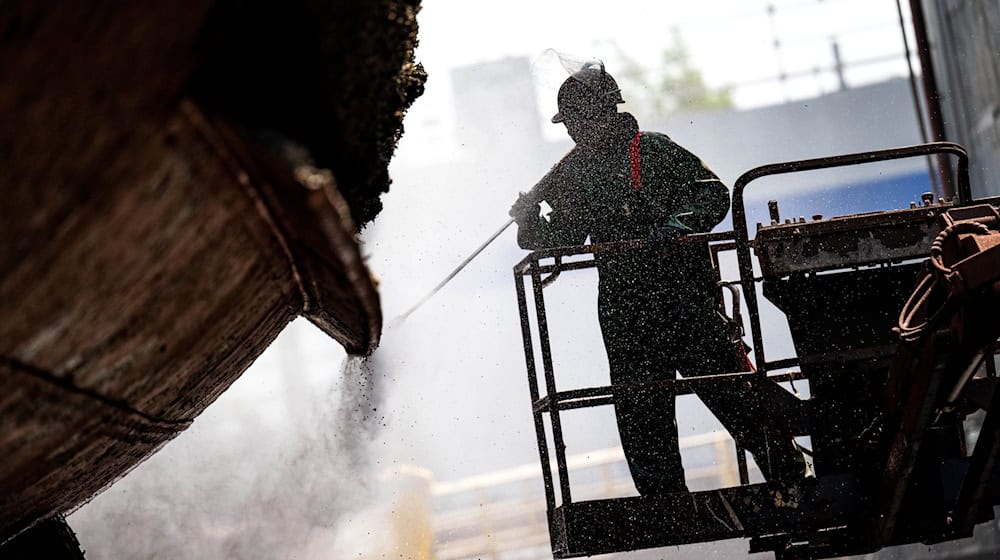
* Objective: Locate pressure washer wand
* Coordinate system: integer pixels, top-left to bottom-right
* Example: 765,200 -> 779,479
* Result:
389,217 -> 515,327
388,151 -> 573,327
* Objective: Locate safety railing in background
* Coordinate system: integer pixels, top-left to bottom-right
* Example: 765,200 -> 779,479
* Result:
430,432 -> 751,560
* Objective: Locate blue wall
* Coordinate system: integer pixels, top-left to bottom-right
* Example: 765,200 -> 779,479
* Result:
742,169 -> 934,231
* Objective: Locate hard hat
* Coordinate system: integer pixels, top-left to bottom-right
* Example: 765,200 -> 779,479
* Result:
551,61 -> 624,123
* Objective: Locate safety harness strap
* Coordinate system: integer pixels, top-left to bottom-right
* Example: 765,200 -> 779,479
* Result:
629,131 -> 643,191
737,342 -> 756,372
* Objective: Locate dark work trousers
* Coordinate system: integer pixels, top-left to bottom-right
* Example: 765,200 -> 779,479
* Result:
598,283 -> 805,495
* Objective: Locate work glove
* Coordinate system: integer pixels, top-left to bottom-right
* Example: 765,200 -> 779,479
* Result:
509,191 -> 540,221
648,213 -> 694,243
647,225 -> 685,243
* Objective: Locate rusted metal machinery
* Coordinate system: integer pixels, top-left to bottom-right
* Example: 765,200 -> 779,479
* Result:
514,142 -> 1000,559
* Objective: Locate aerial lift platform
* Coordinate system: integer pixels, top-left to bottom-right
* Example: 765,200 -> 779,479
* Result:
513,142 -> 1000,559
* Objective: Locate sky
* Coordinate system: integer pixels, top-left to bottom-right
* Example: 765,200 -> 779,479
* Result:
413,0 -> 907,85
401,0 -> 916,162
70,1 -> 937,558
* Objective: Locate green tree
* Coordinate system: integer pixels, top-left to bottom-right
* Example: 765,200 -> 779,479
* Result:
603,29 -> 733,120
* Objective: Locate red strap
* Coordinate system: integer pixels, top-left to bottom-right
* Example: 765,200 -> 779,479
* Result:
629,131 -> 642,191
737,341 -> 756,372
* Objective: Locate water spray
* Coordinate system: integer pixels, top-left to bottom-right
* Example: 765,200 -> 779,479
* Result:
386,52 -> 593,328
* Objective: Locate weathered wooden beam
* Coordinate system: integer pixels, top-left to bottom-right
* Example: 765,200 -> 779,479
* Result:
0,0 -> 424,543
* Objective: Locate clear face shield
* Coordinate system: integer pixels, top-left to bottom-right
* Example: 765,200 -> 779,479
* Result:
531,52 -> 623,125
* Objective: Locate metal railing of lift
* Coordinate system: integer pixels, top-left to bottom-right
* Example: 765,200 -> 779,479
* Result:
513,142 -> 971,521
513,229 -> 776,513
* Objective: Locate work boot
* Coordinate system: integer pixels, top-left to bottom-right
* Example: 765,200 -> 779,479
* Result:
735,422 -> 811,485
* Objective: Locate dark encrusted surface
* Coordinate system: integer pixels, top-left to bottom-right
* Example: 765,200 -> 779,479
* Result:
190,0 -> 427,227
0,515 -> 86,560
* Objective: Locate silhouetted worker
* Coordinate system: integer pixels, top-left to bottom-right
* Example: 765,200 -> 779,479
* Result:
510,62 -> 806,494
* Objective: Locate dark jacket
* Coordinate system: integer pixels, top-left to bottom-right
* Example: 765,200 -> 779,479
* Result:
514,112 -> 729,318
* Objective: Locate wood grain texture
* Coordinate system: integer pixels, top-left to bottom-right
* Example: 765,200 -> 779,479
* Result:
0,108 -> 300,540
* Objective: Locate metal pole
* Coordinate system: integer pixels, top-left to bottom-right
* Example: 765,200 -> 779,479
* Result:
894,0 -> 939,195
515,268 -> 558,520
531,264 -> 573,506
909,0 -> 956,200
